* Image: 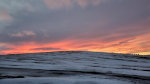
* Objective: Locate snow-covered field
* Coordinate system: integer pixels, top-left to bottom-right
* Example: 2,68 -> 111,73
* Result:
0,51 -> 150,84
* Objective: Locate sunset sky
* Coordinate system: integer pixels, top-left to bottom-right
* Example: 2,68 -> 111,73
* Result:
0,0 -> 150,55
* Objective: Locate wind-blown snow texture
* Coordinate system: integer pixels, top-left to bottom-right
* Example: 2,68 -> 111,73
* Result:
0,51 -> 150,84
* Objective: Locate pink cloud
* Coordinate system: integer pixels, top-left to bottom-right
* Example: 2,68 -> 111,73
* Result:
43,0 -> 102,9
0,10 -> 12,21
11,31 -> 35,37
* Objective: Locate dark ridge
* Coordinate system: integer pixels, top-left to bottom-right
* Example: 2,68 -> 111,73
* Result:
0,75 -> 24,79
0,51 -> 88,56
49,70 -> 150,80
0,51 -> 149,60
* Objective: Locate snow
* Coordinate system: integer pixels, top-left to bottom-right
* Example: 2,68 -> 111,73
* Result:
0,51 -> 150,84
0,77 -> 132,84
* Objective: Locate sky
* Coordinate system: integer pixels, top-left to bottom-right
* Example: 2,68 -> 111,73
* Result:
0,0 -> 150,55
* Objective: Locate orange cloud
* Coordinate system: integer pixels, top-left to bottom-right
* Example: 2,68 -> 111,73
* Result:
0,38 -> 149,55
1,32 -> 149,55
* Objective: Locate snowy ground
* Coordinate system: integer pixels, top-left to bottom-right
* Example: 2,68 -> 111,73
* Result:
0,51 -> 150,84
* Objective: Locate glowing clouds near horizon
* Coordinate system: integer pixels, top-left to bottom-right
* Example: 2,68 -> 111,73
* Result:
0,0 -> 150,55
1,34 -> 150,55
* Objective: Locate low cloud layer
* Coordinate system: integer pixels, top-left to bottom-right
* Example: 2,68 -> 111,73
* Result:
0,0 -> 150,55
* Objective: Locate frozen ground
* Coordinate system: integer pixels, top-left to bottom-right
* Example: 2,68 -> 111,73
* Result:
0,51 -> 150,84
